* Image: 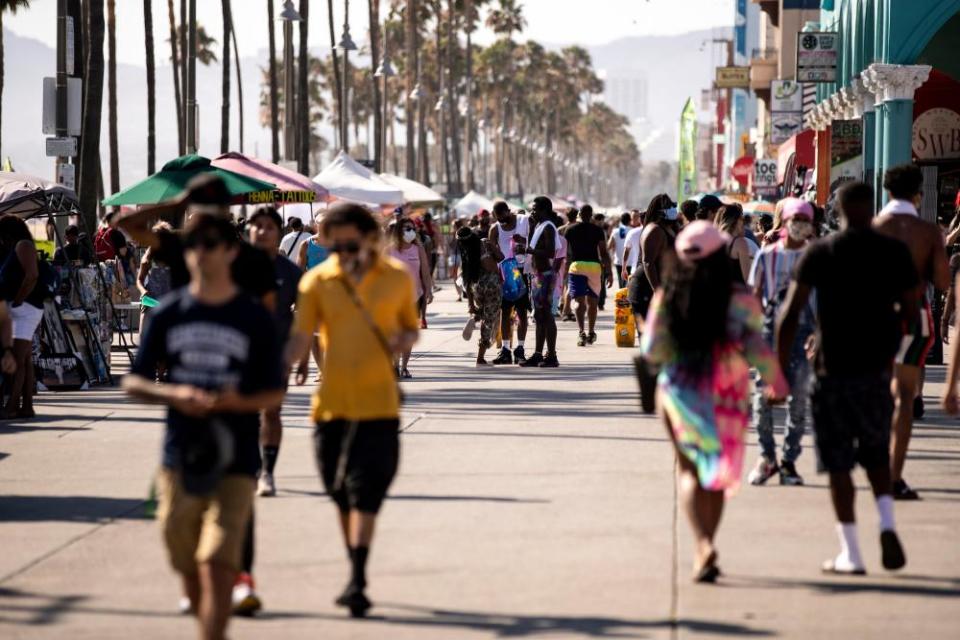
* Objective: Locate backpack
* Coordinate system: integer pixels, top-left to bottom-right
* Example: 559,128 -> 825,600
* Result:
94,227 -> 116,261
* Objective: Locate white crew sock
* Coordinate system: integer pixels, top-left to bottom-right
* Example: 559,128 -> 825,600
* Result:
517,340 -> 525,348
504,340 -> 512,350
835,522 -> 865,570
876,495 -> 896,532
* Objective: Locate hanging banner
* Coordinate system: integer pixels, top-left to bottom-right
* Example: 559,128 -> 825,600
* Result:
677,98 -> 698,202
735,0 -> 748,58
797,32 -> 839,83
771,112 -> 805,145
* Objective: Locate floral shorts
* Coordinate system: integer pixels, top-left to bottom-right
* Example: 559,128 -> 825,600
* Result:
531,270 -> 556,310
473,272 -> 502,349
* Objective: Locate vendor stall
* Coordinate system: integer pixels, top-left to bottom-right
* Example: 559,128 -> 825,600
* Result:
452,191 -> 495,218
313,152 -> 404,207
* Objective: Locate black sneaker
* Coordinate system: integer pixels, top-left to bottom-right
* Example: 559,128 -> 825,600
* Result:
492,348 -> 512,365
334,585 -> 372,618
540,352 -> 560,368
577,332 -> 587,347
513,346 -> 527,365
520,352 -> 544,367
913,396 -> 925,419
892,479 -> 920,501
880,530 -> 906,571
588,331 -> 597,345
779,461 -> 804,486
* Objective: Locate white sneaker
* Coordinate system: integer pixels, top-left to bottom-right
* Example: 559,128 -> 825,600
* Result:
232,575 -> 263,616
257,472 -> 276,497
177,596 -> 192,615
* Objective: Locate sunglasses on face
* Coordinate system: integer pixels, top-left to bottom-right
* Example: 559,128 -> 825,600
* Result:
401,226 -> 415,232
330,241 -> 362,254
183,234 -> 227,250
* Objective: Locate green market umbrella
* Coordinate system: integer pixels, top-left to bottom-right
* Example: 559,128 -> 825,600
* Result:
102,154 -> 276,207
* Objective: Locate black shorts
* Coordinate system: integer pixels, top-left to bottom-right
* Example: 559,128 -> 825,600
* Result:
502,291 -> 531,314
627,272 -> 654,316
811,373 -> 892,473
314,419 -> 400,514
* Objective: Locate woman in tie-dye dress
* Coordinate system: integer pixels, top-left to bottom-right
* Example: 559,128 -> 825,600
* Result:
640,221 -> 787,583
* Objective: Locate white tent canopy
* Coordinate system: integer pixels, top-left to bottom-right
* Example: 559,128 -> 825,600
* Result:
452,190 -> 495,218
378,173 -> 444,207
313,151 -> 403,206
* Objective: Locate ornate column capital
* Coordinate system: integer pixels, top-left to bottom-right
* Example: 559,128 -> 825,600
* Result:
863,63 -> 931,104
849,77 -> 875,117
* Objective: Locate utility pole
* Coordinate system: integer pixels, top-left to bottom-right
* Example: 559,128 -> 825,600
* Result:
339,0 -> 357,153
55,0 -> 69,180
185,0 -> 198,153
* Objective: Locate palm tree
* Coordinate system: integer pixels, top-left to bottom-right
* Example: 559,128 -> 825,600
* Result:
144,0 -> 156,174
267,0 -> 279,162
166,0 -> 184,154
368,0 -> 382,172
229,8 -> 244,152
404,0 -> 416,178
297,0 -> 310,174
485,0 -> 524,40
78,0 -> 105,234
107,0 -> 119,195
327,0 -> 342,150
220,0 -> 232,153
0,0 -> 30,161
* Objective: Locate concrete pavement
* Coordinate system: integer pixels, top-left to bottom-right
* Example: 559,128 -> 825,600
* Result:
1,286 -> 958,639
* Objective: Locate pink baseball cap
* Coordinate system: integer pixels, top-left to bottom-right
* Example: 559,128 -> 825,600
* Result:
781,198 -> 814,221
675,220 -> 730,263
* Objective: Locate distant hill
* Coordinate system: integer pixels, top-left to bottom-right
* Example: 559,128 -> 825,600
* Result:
1,27 -> 714,185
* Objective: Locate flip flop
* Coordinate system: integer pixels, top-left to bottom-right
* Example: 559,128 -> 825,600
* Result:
821,559 -> 866,576
694,550 -> 720,583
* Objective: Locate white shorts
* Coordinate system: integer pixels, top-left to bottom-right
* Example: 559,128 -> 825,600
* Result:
11,303 -> 44,341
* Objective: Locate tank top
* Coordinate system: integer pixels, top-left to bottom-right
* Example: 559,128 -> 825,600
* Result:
305,237 -> 329,270
390,243 -> 423,299
495,215 -> 530,261
728,238 -> 746,285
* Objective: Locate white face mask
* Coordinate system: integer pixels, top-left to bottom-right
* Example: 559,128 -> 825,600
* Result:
402,229 -> 417,243
786,219 -> 814,242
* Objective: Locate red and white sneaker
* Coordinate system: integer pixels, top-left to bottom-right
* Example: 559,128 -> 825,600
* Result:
232,572 -> 262,616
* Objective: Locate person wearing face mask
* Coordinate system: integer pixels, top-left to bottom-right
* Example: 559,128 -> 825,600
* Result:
746,198 -> 817,487
873,164 -> 950,500
388,217 -> 433,376
285,204 -> 420,618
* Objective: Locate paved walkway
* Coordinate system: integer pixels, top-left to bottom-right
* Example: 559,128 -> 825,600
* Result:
1,287 -> 959,639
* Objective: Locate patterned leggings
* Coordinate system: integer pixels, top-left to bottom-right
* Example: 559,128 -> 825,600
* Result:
473,272 -> 502,349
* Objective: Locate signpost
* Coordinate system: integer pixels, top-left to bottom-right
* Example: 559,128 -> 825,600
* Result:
797,32 -> 839,83
46,137 -> 78,158
732,156 -> 754,187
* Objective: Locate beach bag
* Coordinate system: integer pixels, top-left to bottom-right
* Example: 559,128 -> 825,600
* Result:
499,257 -> 527,302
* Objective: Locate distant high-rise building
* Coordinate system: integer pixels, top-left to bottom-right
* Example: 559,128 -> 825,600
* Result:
599,71 -> 649,123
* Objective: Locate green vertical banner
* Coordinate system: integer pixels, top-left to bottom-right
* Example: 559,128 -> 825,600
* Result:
677,98 -> 698,202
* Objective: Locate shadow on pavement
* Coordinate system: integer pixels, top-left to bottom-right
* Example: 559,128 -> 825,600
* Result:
0,496 -> 146,523
722,575 -> 960,598
405,430 -> 669,444
278,487 -> 549,504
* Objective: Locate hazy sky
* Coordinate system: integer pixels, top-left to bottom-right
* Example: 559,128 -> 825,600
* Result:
6,0 -> 734,66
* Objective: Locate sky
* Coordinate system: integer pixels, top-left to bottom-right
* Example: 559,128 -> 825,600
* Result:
5,0 -> 734,66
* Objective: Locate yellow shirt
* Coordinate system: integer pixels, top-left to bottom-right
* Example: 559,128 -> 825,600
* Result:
293,253 -> 419,422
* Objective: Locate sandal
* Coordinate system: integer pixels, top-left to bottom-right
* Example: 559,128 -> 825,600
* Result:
693,550 -> 720,583
400,368 -> 413,379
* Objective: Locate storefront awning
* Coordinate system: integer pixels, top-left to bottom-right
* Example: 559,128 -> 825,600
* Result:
777,129 -> 816,184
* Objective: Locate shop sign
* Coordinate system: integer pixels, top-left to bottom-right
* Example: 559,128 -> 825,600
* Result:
797,32 -> 838,83
754,158 -> 778,194
716,66 -> 751,89
912,108 -> 960,161
831,119 -> 863,184
248,190 -> 317,204
771,112 -> 804,145
771,80 -> 804,112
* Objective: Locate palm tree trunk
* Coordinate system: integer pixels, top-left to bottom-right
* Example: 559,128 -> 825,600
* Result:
0,11 -> 5,161
229,9 -> 244,153
144,0 -> 157,174
220,0 -> 232,153
297,0 -> 310,174
446,0 -> 462,194
179,0 -> 187,141
368,0 -> 382,173
167,0 -> 184,155
106,0 -> 119,195
404,0 -> 416,178
327,0 -> 342,151
267,0 -> 279,161
78,0 -> 105,235
435,2 -> 449,191
464,0 -> 474,191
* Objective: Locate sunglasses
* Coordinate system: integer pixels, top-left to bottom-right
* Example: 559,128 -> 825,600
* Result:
330,241 -> 362,254
401,226 -> 415,232
183,234 -> 227,250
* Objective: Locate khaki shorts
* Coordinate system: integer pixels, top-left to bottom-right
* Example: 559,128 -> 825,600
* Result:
155,468 -> 255,575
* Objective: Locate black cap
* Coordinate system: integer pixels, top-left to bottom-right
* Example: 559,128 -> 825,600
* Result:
698,194 -> 723,212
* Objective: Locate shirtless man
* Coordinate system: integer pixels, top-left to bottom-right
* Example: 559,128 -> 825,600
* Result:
873,164 -> 950,500
489,202 -> 531,365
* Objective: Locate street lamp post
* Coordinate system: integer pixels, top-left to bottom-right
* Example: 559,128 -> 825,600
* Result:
186,0 -> 197,153
374,37 -> 396,173
279,1 -> 301,162
338,1 -> 358,153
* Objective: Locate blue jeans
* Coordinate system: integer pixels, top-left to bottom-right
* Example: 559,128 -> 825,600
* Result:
753,353 -> 810,464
